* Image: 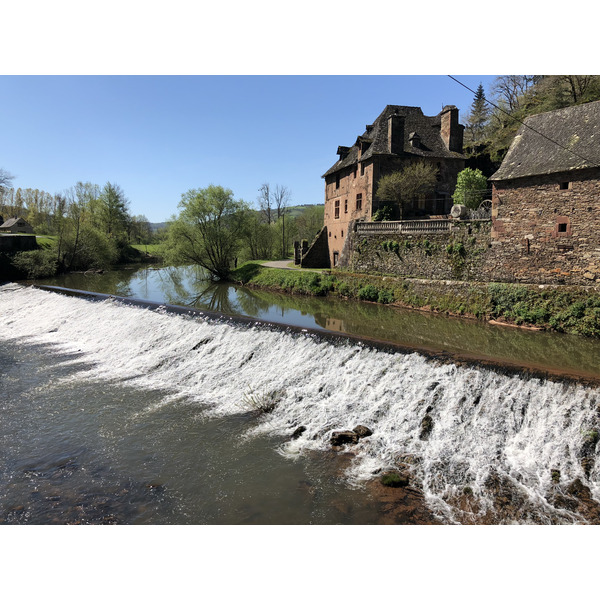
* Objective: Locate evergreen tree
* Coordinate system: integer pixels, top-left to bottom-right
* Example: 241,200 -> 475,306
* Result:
465,83 -> 490,146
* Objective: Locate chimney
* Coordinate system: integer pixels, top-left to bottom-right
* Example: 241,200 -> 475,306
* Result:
387,114 -> 405,154
440,105 -> 464,152
337,146 -> 350,161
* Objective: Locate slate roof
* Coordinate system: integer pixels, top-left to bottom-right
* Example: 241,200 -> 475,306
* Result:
0,217 -> 20,228
490,100 -> 600,181
322,105 -> 466,178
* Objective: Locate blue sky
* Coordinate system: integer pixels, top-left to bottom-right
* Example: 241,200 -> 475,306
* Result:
0,75 -> 498,222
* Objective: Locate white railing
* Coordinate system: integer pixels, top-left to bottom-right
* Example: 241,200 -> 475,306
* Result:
356,220 -> 453,235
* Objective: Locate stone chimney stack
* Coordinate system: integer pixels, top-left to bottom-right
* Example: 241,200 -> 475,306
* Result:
440,105 -> 463,152
387,114 -> 405,155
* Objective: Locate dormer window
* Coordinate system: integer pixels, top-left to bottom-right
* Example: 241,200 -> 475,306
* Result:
559,181 -> 571,190
409,132 -> 421,148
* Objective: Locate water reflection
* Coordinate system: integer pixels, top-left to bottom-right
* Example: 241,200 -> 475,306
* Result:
36,265 -> 600,379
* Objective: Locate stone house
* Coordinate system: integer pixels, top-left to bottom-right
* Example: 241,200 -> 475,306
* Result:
319,105 -> 466,267
0,217 -> 34,234
489,100 -> 600,284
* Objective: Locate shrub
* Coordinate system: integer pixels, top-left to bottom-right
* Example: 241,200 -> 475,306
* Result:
358,284 -> 379,302
377,289 -> 394,304
10,249 -> 57,278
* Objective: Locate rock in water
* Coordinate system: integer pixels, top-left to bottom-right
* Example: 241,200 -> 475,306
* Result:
330,430 -> 359,446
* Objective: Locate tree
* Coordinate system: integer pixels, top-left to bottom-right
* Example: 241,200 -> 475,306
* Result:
272,184 -> 291,220
257,183 -> 273,224
164,185 -> 249,279
464,83 -> 490,145
375,162 -> 438,218
0,168 -> 14,191
452,168 -> 488,209
99,182 -> 129,236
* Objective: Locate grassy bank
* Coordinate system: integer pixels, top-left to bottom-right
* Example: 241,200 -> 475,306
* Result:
230,263 -> 600,337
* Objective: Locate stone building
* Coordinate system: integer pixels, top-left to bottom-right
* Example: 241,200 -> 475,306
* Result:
319,105 -> 466,267
490,100 -> 600,284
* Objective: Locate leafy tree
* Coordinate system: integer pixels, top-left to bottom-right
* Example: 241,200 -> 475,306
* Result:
99,182 -> 129,236
293,204 -> 324,242
452,168 -> 488,209
375,162 -> 438,218
163,185 -> 249,279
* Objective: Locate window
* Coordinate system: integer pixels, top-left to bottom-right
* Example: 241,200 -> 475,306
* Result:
335,173 -> 340,189
334,200 -> 340,219
353,164 -> 358,178
360,162 -> 365,176
560,181 -> 571,190
341,230 -> 344,237
356,193 -> 363,211
344,198 -> 348,214
333,252 -> 339,267
558,223 -> 567,233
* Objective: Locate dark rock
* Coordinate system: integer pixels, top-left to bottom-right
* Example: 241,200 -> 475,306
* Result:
567,478 -> 591,500
353,425 -> 373,439
581,457 -> 595,477
330,430 -> 359,446
380,471 -> 409,488
420,414 -> 434,440
291,426 -> 306,440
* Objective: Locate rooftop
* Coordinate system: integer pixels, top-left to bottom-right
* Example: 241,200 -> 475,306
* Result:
490,100 -> 600,181
323,105 -> 466,178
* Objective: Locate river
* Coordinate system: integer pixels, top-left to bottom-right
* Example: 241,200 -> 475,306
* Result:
1,265 -> 599,524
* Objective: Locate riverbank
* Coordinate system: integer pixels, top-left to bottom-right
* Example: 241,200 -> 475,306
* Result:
230,263 -> 600,338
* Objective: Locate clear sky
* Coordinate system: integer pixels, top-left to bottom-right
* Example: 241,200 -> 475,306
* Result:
0,75 -> 498,222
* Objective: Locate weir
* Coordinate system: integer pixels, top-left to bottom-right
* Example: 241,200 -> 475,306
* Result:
2,282 -> 600,524
31,284 -> 600,386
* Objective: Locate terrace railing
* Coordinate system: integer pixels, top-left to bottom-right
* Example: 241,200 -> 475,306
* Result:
356,219 -> 454,235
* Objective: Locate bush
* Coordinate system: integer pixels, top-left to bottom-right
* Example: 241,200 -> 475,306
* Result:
358,284 -> 379,302
10,249 -> 57,278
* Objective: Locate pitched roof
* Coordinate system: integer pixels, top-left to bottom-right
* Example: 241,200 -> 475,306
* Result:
322,105 -> 466,178
490,100 -> 600,181
0,217 -> 30,229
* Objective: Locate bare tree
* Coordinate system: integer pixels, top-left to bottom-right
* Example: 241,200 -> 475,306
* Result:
257,182 -> 273,224
491,76 -> 539,112
272,184 -> 291,220
0,168 -> 14,190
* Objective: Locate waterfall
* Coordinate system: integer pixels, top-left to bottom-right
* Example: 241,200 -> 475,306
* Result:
2,282 -> 599,524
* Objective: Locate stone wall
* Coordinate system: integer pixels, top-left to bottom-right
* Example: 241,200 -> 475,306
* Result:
347,221 -> 495,282
301,226 -> 331,269
492,168 -> 600,285
0,234 -> 38,252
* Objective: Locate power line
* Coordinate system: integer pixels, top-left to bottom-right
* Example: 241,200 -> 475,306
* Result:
448,75 -> 598,168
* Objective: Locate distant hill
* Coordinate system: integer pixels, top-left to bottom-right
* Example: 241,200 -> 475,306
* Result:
149,222 -> 167,231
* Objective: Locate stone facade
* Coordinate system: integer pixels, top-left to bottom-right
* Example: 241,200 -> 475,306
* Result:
490,168 -> 600,284
489,101 -> 600,285
320,105 -> 466,268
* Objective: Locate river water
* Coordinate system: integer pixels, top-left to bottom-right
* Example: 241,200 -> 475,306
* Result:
2,266 -> 600,524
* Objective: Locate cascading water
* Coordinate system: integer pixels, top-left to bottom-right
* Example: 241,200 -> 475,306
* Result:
1,282 -> 599,524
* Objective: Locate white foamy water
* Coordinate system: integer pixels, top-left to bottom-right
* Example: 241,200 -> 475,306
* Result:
2,283 -> 599,523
